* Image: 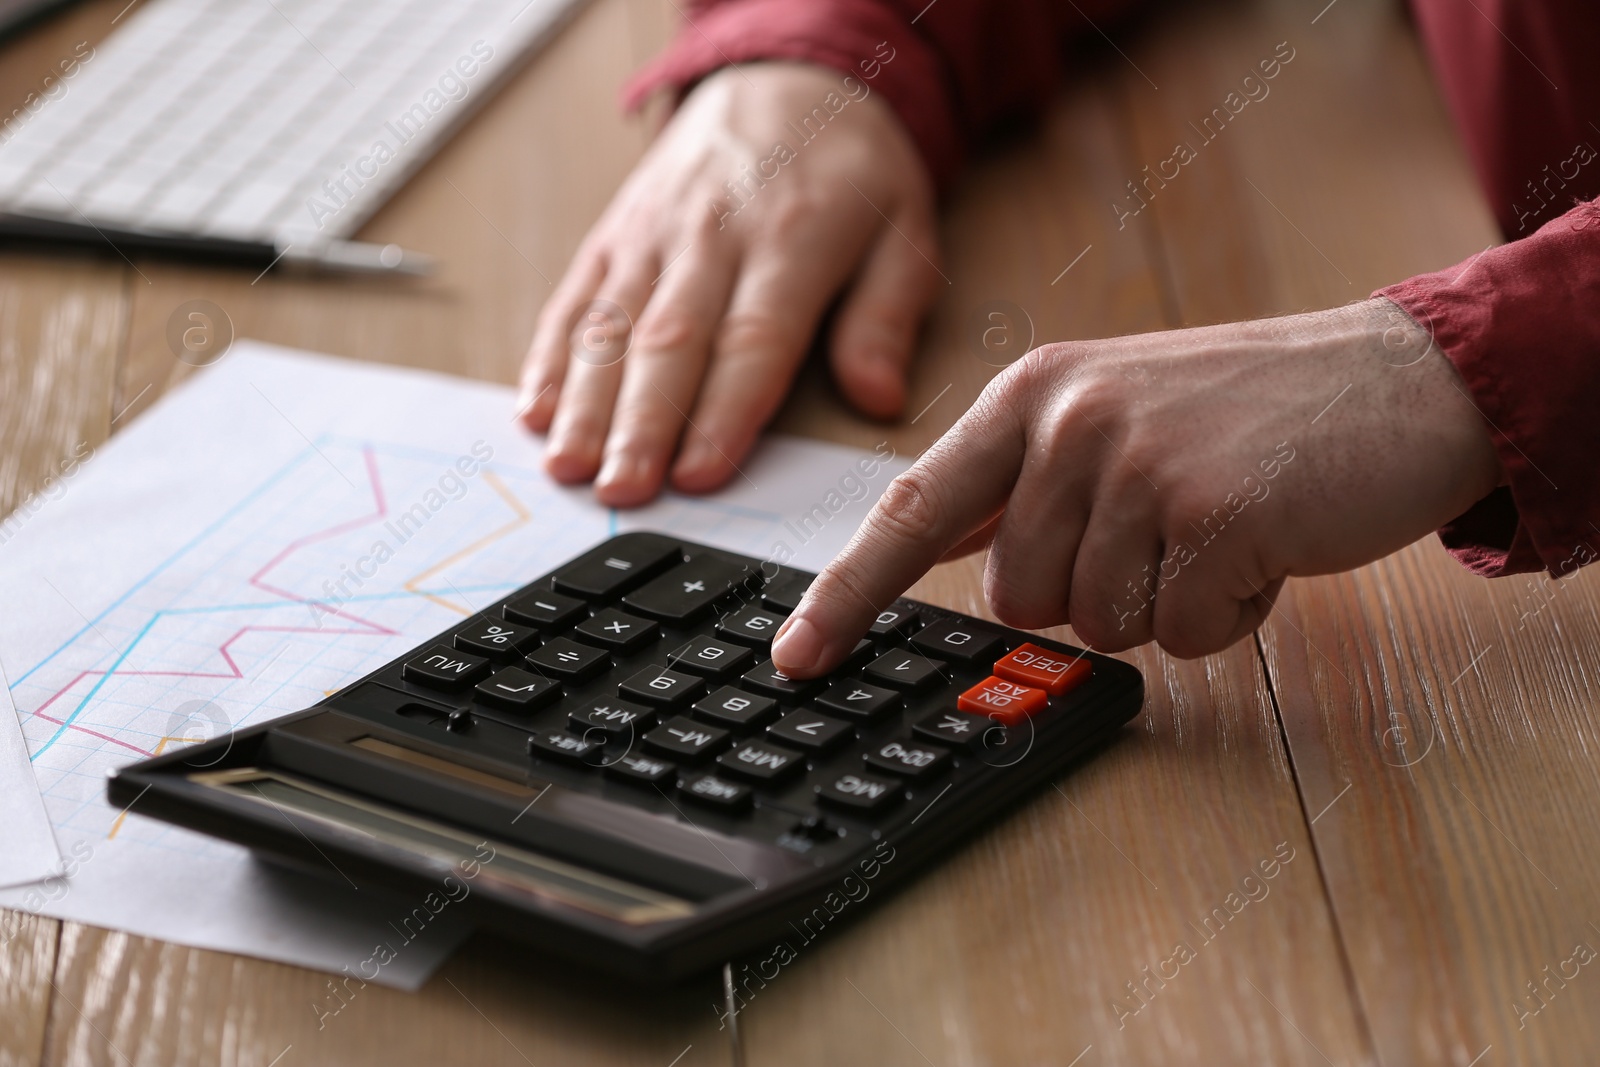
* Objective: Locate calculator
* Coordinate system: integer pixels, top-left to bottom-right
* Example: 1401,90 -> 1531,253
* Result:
108,532 -> 1144,982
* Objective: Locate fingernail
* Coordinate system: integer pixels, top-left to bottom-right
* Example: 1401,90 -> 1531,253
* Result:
771,614 -> 823,675
596,452 -> 627,487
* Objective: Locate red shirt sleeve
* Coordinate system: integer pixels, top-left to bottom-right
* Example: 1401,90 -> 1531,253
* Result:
1377,198 -> 1600,578
621,0 -> 1137,191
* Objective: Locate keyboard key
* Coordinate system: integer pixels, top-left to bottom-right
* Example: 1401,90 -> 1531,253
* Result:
815,680 -> 900,722
692,687 -> 779,730
911,619 -> 1005,663
401,645 -> 490,690
667,636 -> 753,679
645,716 -> 731,763
569,698 -> 656,737
716,604 -> 789,647
864,739 -> 951,780
838,638 -> 875,672
742,659 -> 823,701
526,637 -> 609,682
474,667 -> 561,712
453,617 -> 539,660
767,709 -> 852,753
502,590 -> 586,631
618,665 -> 704,708
817,771 -> 903,815
527,730 -> 601,765
863,650 -> 946,691
551,533 -> 680,599
574,608 -> 660,654
606,753 -> 676,786
760,568 -> 813,612
868,602 -> 921,641
993,642 -> 1093,696
679,774 -> 752,812
913,710 -> 1001,752
622,555 -> 751,621
715,740 -> 805,784
957,676 -> 1049,726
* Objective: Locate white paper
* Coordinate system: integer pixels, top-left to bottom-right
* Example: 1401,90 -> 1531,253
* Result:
0,341 -> 908,987
0,659 -> 60,888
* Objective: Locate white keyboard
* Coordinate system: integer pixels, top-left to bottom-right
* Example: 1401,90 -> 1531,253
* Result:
0,0 -> 586,267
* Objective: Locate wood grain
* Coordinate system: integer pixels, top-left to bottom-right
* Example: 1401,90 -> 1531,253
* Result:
43,924 -> 727,1067
1260,551 -> 1600,1067
1127,0 -> 1600,1063
0,912 -> 57,1067
739,53 -> 1371,1066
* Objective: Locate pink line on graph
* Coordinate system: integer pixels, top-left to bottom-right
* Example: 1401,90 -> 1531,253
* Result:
27,445 -> 399,748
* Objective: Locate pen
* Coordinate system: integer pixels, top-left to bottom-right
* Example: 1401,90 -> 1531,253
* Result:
0,212 -> 434,276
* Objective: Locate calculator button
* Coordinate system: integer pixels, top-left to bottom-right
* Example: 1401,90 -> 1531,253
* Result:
760,569 -> 813,612
910,619 -> 1005,663
868,602 -> 921,641
817,772 -> 903,815
474,667 -> 561,711
645,716 -> 731,762
679,774 -> 753,812
815,680 -> 900,722
551,533 -> 680,599
742,659 -> 823,701
619,665 -> 704,708
525,637 -> 609,681
957,677 -> 1048,726
913,710 -> 1000,751
453,618 -> 540,660
667,636 -> 753,679
716,604 -> 789,647
692,687 -> 779,730
527,730 -> 602,765
569,698 -> 656,736
402,645 -> 491,690
622,556 -> 751,622
715,740 -> 805,784
606,753 -> 676,786
864,739 -> 951,780
502,590 -> 585,631
767,710 -> 852,753
574,608 -> 660,654
862,650 -> 945,691
993,642 -> 1092,696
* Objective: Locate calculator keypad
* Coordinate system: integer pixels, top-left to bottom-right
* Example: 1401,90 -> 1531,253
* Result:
374,537 -> 1107,841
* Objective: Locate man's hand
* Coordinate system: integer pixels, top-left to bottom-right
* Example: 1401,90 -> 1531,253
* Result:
517,62 -> 941,506
771,298 -> 1504,673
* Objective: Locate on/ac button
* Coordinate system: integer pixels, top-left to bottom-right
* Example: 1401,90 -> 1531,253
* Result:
956,677 -> 1048,726
992,642 -> 1092,696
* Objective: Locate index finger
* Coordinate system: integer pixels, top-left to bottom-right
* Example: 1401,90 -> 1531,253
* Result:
771,393 -> 1026,677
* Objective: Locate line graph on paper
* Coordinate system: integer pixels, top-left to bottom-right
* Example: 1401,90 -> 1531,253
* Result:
10,435 -> 786,856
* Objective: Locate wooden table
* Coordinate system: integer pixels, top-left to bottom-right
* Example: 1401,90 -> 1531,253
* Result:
3,0 -> 1598,1063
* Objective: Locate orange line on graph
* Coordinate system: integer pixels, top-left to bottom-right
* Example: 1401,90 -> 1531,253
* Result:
403,470 -> 530,615
107,735 -> 204,838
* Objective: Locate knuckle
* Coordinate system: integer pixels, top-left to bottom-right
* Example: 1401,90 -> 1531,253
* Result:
633,307 -> 699,353
873,469 -> 944,544
716,313 -> 794,362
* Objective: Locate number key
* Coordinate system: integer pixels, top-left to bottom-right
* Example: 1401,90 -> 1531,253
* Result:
691,687 -> 778,730
716,604 -> 789,647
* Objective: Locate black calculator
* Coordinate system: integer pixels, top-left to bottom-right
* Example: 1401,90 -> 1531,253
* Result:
108,532 -> 1144,981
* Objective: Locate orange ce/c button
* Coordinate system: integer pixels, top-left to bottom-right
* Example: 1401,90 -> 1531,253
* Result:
992,642 -> 1092,696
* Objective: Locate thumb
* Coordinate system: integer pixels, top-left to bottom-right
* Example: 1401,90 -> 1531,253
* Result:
829,212 -> 944,420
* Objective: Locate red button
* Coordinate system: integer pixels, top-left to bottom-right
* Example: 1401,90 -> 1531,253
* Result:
956,677 -> 1048,726
992,642 -> 1091,696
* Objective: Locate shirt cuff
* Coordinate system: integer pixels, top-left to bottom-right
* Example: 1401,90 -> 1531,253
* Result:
620,0 -> 963,189
1377,201 -> 1600,578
